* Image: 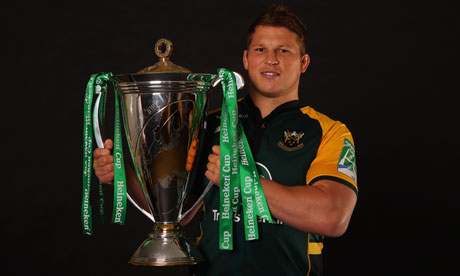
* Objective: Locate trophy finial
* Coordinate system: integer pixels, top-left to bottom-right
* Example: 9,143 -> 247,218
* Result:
137,38 -> 191,73
155,38 -> 173,59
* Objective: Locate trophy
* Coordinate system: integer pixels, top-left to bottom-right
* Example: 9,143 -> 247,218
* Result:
91,39 -> 244,266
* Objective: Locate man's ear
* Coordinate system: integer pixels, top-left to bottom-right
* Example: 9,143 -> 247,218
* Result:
301,54 -> 310,73
243,50 -> 249,70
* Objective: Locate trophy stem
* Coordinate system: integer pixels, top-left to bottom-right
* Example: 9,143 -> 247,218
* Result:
129,222 -> 205,266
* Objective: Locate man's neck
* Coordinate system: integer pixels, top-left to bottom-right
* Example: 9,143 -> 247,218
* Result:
249,91 -> 299,119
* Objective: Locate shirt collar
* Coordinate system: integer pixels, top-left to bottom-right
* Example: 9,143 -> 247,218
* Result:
241,96 -> 302,122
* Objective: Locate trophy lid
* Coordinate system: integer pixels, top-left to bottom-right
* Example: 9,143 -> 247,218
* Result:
137,38 -> 191,73
114,38 -> 244,94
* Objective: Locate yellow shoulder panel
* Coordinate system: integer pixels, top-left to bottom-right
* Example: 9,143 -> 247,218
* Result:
301,106 -> 358,192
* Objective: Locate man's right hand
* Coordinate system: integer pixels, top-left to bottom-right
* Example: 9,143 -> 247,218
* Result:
93,139 -> 114,184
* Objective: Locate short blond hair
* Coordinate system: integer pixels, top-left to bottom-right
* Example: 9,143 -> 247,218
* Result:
247,4 -> 307,55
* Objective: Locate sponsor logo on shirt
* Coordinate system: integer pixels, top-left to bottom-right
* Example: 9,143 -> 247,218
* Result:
211,209 -> 286,225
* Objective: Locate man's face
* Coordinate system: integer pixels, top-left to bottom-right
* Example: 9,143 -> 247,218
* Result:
243,25 -> 309,100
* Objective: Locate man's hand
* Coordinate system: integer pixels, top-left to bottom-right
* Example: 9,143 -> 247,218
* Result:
205,145 -> 220,186
93,139 -> 114,184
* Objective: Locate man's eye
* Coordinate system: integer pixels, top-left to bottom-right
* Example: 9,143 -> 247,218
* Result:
279,49 -> 289,53
255,48 -> 264,52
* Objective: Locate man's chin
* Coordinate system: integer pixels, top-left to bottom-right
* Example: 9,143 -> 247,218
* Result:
249,87 -> 283,99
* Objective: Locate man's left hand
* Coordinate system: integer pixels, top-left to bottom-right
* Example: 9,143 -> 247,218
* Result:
205,145 -> 220,186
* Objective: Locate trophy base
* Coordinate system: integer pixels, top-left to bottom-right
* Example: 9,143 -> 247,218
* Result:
129,223 -> 205,266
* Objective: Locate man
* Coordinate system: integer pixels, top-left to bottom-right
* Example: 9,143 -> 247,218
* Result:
94,5 -> 358,276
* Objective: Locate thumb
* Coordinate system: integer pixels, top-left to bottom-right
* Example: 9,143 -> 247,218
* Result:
104,139 -> 114,150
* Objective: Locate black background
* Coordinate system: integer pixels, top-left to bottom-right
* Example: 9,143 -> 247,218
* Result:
5,0 -> 458,275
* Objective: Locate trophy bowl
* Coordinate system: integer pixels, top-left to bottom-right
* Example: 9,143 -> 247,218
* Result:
116,71 -> 211,266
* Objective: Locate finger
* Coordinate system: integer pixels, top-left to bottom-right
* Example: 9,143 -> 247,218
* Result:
95,162 -> 114,175
206,161 -> 216,172
94,147 -> 111,158
208,153 -> 220,164
95,164 -> 114,179
205,170 -> 220,187
94,155 -> 114,168
97,171 -> 114,184
212,145 -> 220,155
94,154 -> 113,167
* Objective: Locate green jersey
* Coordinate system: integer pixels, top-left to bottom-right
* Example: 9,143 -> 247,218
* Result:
192,97 -> 358,276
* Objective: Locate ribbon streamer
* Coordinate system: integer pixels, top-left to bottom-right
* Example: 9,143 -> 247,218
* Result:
82,73 -> 127,235
218,68 -> 273,250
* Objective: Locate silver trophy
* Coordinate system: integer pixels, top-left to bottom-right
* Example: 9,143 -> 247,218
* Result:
92,39 -> 244,266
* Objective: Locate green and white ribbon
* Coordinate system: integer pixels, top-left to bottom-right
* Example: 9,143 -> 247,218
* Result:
218,68 -> 273,250
82,72 -> 127,235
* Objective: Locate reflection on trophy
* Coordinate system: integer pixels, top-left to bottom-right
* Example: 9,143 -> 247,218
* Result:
92,39 -> 244,266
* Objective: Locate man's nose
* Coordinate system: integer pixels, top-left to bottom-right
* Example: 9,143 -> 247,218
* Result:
264,51 -> 279,65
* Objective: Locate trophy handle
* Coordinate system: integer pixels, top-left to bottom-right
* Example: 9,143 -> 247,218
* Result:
92,88 -> 156,222
92,86 -> 105,149
178,72 -> 244,222
211,71 -> 245,90
178,180 -> 214,222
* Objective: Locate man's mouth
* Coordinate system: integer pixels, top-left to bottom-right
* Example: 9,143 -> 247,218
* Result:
261,71 -> 280,77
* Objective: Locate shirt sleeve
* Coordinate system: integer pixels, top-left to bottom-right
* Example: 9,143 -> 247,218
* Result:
303,107 -> 358,195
